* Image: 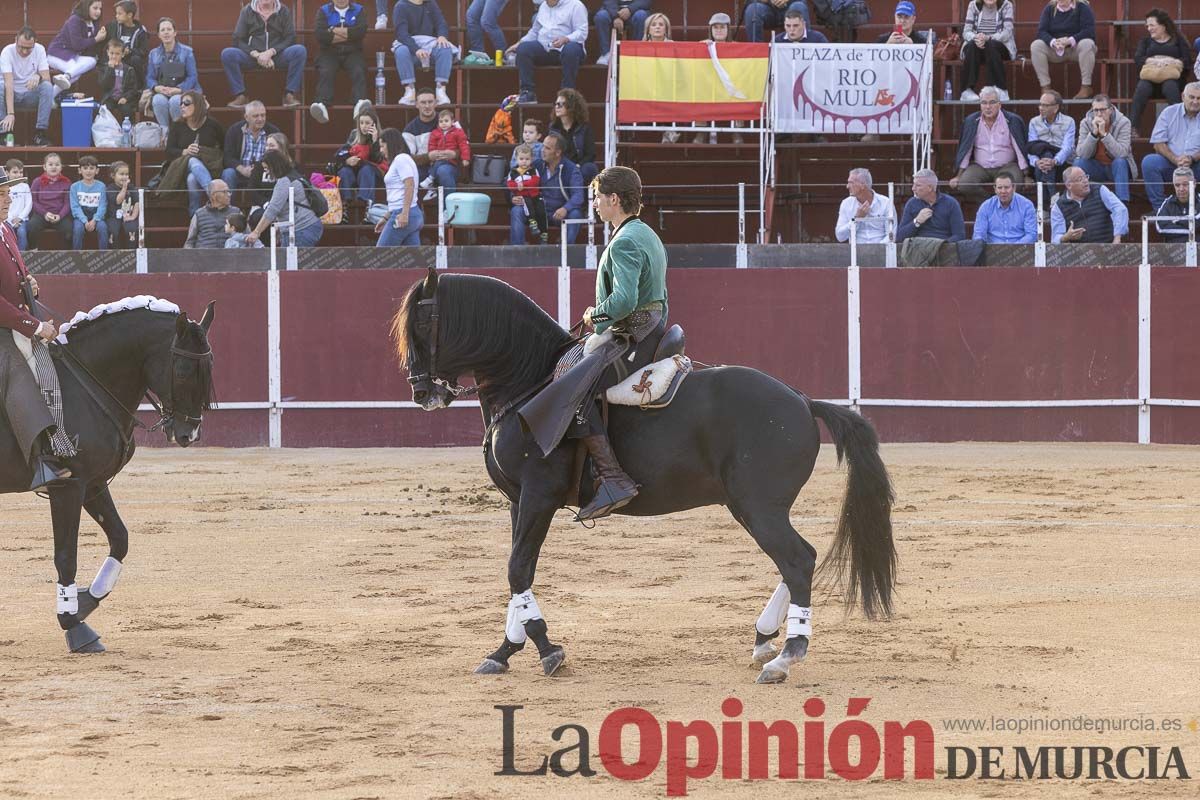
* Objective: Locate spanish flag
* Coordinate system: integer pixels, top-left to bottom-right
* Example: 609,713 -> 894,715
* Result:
617,41 -> 770,123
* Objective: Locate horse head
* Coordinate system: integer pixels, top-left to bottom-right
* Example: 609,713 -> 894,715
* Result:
158,302 -> 216,446
393,267 -> 467,411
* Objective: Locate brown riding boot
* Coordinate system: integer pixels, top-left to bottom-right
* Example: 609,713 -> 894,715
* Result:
576,434 -> 639,521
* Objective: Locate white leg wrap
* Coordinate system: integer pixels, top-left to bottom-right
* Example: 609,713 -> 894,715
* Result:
505,590 -> 542,643
57,583 -> 78,615
755,582 -> 791,635
786,604 -> 812,638
90,557 -> 122,599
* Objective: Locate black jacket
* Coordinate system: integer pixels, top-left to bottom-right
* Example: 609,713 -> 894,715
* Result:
233,1 -> 298,55
97,60 -> 143,113
315,2 -> 369,55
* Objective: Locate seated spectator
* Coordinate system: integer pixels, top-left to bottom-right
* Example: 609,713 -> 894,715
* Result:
1031,0 -> 1096,99
693,14 -> 738,145
550,88 -> 598,185
244,150 -> 324,248
595,1 -> 652,66
1074,94 -> 1134,204
403,88 -> 460,193
1027,90 -> 1075,207
224,211 -> 264,248
835,168 -> 892,244
746,1 -> 810,44
511,118 -> 545,166
1141,82 -> 1200,211
25,152 -> 72,249
69,155 -> 108,251
184,180 -> 239,248
973,174 -> 1037,243
509,0 -> 588,105
311,0 -> 370,124
5,159 -> 32,250
222,101 -> 281,194
643,12 -> 672,42
374,1 -> 392,31
949,86 -> 1028,203
1050,166 -> 1128,243
145,18 -> 200,132
392,0 -> 458,108
877,2 -> 929,45
165,90 -> 226,215
0,28 -> 55,147
959,0 -> 1014,102
47,0 -> 104,94
509,131 -> 583,244
1155,166 -> 1200,242
106,1 -> 148,77
464,0 -> 511,65
897,169 -> 965,243
97,38 -> 141,122
774,9 -> 827,44
1155,167 -> 1199,239
105,160 -> 139,250
419,108 -> 470,200
338,109 -> 387,219
508,143 -> 549,244
1130,9 -> 1192,137
248,132 -> 290,209
375,127 -> 423,246
222,0 -> 307,108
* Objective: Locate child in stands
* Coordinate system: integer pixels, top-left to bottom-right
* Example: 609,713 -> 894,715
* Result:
419,108 -> 471,201
510,118 -> 544,167
506,143 -> 548,244
70,154 -> 108,250
224,211 -> 263,248
97,38 -> 142,121
106,0 -> 148,76
25,152 -> 73,249
106,160 -> 140,249
5,160 -> 33,250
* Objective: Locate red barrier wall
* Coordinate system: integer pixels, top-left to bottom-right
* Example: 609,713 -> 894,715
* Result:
34,267 -> 1200,447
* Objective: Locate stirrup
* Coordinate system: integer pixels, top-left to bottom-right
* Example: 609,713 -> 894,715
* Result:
30,456 -> 72,491
574,480 -> 638,522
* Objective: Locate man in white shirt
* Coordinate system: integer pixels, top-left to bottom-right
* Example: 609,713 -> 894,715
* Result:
835,168 -> 892,243
507,0 -> 588,105
0,28 -> 54,147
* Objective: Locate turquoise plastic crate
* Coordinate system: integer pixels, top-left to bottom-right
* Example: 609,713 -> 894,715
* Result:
443,192 -> 491,226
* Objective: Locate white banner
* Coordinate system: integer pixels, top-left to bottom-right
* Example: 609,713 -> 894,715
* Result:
772,43 -> 932,135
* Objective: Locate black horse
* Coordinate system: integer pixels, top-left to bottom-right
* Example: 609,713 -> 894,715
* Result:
0,299 -> 215,653
393,269 -> 895,684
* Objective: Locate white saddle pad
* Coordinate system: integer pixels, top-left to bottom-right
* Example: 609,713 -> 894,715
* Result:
606,355 -> 692,408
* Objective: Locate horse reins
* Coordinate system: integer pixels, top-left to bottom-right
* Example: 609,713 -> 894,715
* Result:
409,295 -> 478,398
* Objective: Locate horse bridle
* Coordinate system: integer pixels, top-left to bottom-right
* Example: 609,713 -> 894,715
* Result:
148,336 -> 214,431
408,295 -> 477,398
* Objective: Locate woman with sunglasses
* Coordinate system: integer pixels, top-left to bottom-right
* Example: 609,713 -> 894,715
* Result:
164,90 -> 225,215
549,88 -> 598,186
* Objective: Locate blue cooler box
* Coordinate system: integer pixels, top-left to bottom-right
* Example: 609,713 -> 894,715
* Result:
61,98 -> 97,147
443,192 -> 491,226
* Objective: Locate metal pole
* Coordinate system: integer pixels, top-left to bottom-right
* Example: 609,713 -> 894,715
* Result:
885,181 -> 896,268
849,210 -> 858,269
436,185 -> 447,269
585,183 -> 597,270
135,187 -> 147,274
1035,183 -> 1046,268
847,258 -> 861,413
1138,222 -> 1151,444
736,181 -> 748,268
267,223 -> 282,448
1189,179 -> 1197,267
286,186 -> 298,270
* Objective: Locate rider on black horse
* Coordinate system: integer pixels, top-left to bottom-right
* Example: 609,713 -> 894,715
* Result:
0,176 -> 72,490
520,165 -> 668,521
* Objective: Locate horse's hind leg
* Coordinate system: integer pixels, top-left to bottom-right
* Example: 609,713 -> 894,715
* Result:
49,480 -> 105,653
731,503 -> 817,684
76,487 -> 128,623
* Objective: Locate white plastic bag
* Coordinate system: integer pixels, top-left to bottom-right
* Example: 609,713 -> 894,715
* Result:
91,106 -> 122,148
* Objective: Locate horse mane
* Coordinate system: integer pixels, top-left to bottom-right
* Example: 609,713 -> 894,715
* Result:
56,296 -> 182,342
391,274 -> 573,394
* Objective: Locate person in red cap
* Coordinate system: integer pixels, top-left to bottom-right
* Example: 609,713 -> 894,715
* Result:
0,174 -> 72,490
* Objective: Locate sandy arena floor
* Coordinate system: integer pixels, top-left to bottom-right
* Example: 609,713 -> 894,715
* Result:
1,443 -> 1198,799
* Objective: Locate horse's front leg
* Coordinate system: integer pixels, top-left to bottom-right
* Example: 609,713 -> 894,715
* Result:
48,479 -> 104,653
475,498 -> 565,677
75,486 -> 128,623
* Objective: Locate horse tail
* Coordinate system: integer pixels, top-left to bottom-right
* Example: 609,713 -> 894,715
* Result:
807,399 -> 897,620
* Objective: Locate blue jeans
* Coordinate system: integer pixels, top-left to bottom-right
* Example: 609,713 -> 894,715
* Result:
338,163 -> 380,203
185,157 -> 213,215
466,0 -> 511,53
744,1 -> 810,42
377,205 -> 425,246
1140,153 -> 1198,209
221,44 -> 308,95
1074,157 -> 1132,203
72,217 -> 109,250
594,8 -> 648,57
14,221 -> 28,250
375,0 -> 390,16
150,93 -> 183,129
517,41 -> 585,92
0,77 -> 54,130
393,39 -> 455,86
509,203 -> 580,244
221,166 -> 253,192
288,221 -> 324,248
420,160 -> 459,192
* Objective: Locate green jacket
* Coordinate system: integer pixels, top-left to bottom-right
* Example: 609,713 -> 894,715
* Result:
592,217 -> 668,334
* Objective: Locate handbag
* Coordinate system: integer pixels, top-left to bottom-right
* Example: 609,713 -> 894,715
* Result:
470,154 -> 507,185
933,31 -> 962,61
133,120 -> 165,149
1140,55 -> 1183,82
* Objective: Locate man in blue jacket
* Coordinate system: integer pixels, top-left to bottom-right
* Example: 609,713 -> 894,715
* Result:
897,169 -> 965,242
221,0 -> 308,108
311,0 -> 370,124
949,86 -> 1029,203
510,132 -> 584,244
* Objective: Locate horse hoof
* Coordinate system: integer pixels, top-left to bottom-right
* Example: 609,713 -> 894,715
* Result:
750,642 -> 779,666
540,647 -> 566,676
474,658 -> 509,675
75,588 -> 101,622
755,667 -> 788,684
65,622 -> 104,654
